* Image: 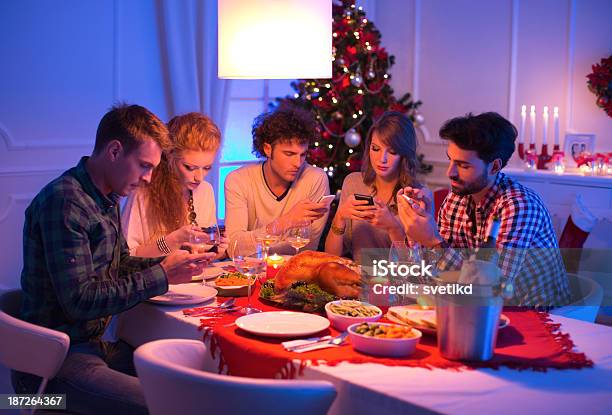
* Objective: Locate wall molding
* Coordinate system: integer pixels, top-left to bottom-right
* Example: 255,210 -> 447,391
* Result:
411,0 -> 442,145
565,0 -> 577,132
0,168 -> 65,177
507,0 -> 520,121
0,124 -> 90,151
0,193 -> 35,223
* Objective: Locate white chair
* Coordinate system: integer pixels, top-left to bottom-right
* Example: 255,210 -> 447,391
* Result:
0,289 -> 70,413
551,273 -> 603,322
134,339 -> 337,415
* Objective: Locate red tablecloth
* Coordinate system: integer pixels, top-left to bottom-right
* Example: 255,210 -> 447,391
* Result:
191,286 -> 593,379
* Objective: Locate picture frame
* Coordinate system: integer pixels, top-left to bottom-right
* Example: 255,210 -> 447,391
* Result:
564,133 -> 596,168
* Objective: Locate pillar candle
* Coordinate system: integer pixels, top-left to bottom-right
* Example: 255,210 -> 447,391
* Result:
542,106 -> 549,145
265,253 -> 285,280
553,106 -> 560,147
529,105 -> 536,145
519,105 -> 526,144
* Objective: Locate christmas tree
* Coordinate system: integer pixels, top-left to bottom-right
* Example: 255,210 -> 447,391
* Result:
274,0 -> 431,192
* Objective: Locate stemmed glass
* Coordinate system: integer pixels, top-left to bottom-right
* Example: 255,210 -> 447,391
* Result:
201,224 -> 221,253
255,221 -> 282,258
232,240 -> 265,314
286,221 -> 311,255
388,240 -> 423,283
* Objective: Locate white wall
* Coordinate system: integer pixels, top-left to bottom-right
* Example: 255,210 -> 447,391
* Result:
0,0 -> 169,289
374,0 -> 612,178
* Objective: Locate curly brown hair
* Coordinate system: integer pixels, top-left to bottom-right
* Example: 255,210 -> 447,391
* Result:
251,105 -> 320,158
144,112 -> 221,240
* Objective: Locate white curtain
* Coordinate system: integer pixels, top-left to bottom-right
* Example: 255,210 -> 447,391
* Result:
156,0 -> 232,197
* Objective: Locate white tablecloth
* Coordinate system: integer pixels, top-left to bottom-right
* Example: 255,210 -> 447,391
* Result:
118,298 -> 612,415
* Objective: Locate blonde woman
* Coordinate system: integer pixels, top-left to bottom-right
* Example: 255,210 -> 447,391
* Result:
122,112 -> 227,258
325,111 -> 420,261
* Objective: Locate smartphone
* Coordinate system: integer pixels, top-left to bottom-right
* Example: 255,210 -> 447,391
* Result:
402,193 -> 421,210
354,193 -> 375,205
317,194 -> 336,207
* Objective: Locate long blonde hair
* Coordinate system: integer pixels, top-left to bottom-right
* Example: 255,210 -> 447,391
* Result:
361,111 -> 420,211
144,112 -> 221,240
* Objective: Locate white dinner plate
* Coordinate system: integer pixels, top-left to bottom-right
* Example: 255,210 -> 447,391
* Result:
148,284 -> 218,306
386,306 -> 510,335
191,265 -> 225,282
235,311 -> 330,338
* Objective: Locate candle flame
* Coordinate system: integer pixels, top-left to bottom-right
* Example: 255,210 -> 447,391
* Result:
530,105 -> 536,114
553,106 -> 559,115
521,105 -> 527,114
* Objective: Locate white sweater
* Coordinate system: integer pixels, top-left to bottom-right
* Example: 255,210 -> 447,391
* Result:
224,162 -> 330,255
121,181 -> 217,255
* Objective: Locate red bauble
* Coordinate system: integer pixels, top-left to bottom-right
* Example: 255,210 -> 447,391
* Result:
347,154 -> 362,172
309,147 -> 330,165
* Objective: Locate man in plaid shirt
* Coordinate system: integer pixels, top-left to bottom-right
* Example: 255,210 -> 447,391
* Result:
398,112 -> 571,308
13,104 -> 215,414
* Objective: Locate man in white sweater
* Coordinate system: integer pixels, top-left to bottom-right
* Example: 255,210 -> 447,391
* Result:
225,106 -> 330,255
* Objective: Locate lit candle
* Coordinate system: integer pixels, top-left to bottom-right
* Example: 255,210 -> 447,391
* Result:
265,253 -> 285,280
529,105 -> 536,145
553,106 -> 560,147
542,106 -> 549,145
519,105 -> 526,144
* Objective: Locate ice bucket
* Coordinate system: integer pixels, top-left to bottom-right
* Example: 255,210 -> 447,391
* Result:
435,281 -> 502,361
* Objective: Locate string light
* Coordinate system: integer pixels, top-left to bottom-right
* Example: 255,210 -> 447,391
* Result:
325,83 -> 331,88
293,93 -> 299,98
318,97 -> 323,101
346,162 -> 351,167
328,144 -> 333,149
362,18 -> 368,24
313,87 -> 319,92
323,167 -> 328,171
329,166 -> 334,171
383,74 -> 389,79
314,141 -> 319,146
357,89 -> 363,94
332,97 -> 338,104
333,32 -> 338,38
358,110 -> 363,115
348,149 -> 354,154
352,114 -> 358,119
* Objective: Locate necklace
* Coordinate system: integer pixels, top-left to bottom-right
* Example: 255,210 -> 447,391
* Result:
187,190 -> 198,226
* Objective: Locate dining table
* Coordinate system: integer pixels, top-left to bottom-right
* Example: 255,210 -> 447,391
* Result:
117,268 -> 612,415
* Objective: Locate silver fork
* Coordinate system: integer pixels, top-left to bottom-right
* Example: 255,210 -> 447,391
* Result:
287,332 -> 349,351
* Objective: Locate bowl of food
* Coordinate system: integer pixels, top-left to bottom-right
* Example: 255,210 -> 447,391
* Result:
325,300 -> 382,331
213,272 -> 256,297
348,322 -> 422,357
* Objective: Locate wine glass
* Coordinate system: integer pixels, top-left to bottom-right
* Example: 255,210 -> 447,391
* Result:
286,221 -> 311,255
201,224 -> 221,253
388,240 -> 423,283
188,226 -> 208,253
232,240 -> 265,314
255,221 -> 282,258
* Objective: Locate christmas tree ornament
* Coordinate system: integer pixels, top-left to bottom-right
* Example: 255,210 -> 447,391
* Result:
344,129 -> 361,148
414,111 -> 425,126
271,0 -> 430,192
351,69 -> 363,87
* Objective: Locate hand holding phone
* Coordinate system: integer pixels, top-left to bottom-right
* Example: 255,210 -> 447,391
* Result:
354,193 -> 375,206
317,194 -> 336,207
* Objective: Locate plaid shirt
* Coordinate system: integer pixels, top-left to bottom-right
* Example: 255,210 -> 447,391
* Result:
20,157 -> 168,344
437,173 -> 571,307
